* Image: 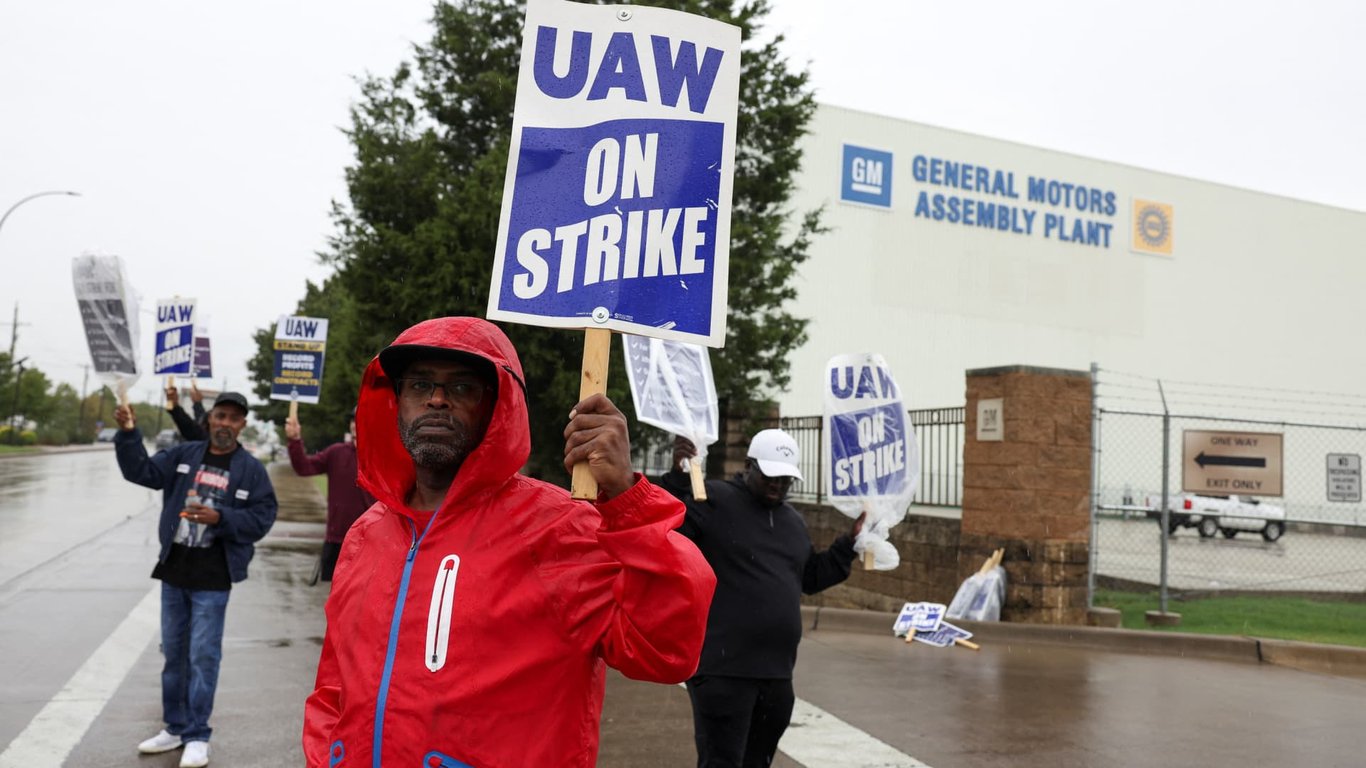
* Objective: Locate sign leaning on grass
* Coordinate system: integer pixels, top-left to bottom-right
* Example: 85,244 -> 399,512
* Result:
486,0 -> 741,347
270,316 -> 329,405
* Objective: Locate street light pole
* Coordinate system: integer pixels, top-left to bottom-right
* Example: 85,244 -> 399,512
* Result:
0,190 -> 82,242
0,190 -> 80,443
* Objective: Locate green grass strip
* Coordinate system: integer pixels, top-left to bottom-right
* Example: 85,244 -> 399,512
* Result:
1095,589 -> 1366,648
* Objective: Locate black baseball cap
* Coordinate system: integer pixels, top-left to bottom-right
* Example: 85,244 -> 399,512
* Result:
212,392 -> 250,414
377,345 -> 495,384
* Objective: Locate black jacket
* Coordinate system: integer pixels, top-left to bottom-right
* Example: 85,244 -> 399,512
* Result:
659,470 -> 855,678
169,402 -> 207,441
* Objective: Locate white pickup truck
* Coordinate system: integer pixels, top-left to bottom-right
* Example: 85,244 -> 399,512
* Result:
1145,493 -> 1287,542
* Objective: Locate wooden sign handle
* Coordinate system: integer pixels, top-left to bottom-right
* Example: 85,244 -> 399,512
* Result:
164,376 -> 175,410
861,502 -> 875,570
117,380 -> 129,408
954,638 -> 981,651
288,400 -> 299,422
570,328 -> 611,500
685,457 -> 707,500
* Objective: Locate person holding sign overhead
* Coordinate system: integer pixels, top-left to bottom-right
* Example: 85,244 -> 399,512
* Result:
285,409 -> 372,582
660,430 -> 863,768
302,316 -> 715,768
112,392 -> 278,768
165,382 -> 208,442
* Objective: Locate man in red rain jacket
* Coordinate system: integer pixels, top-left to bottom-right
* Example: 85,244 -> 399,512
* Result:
302,317 -> 716,768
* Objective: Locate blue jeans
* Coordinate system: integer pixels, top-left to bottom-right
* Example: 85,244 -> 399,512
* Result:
159,583 -> 230,742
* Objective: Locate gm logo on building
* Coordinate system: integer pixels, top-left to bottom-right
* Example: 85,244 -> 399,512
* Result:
841,144 -> 893,208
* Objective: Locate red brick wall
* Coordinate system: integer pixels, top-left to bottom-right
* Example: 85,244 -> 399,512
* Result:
960,365 -> 1093,624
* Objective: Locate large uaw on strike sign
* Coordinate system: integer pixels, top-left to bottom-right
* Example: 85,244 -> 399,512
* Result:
487,0 -> 740,346
154,298 -> 196,375
270,316 -> 329,404
824,353 -> 920,569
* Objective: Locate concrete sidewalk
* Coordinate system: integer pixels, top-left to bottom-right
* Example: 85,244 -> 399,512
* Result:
807,605 -> 1366,680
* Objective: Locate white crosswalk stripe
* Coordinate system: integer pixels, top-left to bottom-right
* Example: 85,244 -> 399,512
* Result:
779,696 -> 935,768
0,585 -> 159,768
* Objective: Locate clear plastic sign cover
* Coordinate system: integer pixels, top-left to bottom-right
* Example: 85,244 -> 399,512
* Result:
71,253 -> 140,387
823,352 -> 920,520
622,334 -> 719,450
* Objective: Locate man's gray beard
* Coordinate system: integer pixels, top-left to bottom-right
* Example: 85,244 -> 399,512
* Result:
398,416 -> 475,470
211,429 -> 236,453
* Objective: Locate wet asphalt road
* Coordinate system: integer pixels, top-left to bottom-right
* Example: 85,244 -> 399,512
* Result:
0,447 -> 155,586
3,450 -> 1365,767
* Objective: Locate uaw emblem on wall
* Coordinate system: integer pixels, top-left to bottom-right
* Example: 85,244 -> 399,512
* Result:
1132,199 -> 1174,256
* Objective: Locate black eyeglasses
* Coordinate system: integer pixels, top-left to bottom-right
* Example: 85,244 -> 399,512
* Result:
396,378 -> 487,406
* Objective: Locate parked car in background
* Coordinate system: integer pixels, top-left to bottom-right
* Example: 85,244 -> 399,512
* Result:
154,429 -> 181,451
95,428 -> 118,443
1146,493 -> 1287,542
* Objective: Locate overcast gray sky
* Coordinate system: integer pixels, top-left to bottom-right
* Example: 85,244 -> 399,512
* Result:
2,0 -> 1362,405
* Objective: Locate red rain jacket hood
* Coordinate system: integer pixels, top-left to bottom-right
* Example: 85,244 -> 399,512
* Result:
355,316 -> 530,516
304,317 -> 715,768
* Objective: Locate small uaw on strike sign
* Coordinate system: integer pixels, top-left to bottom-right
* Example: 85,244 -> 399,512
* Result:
487,0 -> 740,498
271,315 -> 330,422
823,353 -> 920,569
154,297 -> 196,395
893,601 -> 978,651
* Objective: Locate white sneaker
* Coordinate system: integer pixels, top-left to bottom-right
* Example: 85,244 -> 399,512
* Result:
137,729 -> 182,754
179,740 -> 210,767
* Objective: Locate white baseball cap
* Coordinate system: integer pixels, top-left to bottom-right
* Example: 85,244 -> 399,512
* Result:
747,429 -> 804,481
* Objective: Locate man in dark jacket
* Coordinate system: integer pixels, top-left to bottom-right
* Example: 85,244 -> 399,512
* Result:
285,409 -> 373,581
114,392 -> 278,768
661,429 -> 863,768
165,381 -> 208,442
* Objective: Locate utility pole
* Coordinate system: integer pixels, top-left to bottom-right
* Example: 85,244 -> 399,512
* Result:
3,302 -> 30,361
8,358 -> 25,444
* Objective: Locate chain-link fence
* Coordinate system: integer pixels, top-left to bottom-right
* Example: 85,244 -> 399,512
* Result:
1092,367 -> 1366,604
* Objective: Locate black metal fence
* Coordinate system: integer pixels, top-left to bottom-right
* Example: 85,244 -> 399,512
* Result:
910,407 -> 966,507
638,407 -> 964,507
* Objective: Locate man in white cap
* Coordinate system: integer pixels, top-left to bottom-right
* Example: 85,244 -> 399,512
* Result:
662,429 -> 864,768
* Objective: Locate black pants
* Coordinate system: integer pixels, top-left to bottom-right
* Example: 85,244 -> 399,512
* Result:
685,675 -> 795,768
320,541 -> 343,582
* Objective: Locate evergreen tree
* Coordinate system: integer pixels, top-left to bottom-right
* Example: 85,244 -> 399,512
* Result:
250,0 -> 819,479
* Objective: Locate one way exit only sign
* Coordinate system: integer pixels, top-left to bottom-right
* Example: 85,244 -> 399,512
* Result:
1183,430 -> 1284,496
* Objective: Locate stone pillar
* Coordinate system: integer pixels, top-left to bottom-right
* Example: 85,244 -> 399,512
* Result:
961,365 -> 1091,624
